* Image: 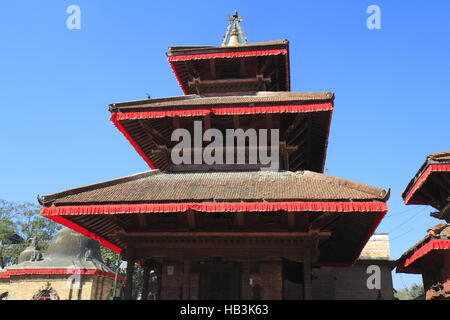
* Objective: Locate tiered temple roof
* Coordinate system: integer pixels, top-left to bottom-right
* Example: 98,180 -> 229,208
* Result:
39,14 -> 390,280
397,152 -> 450,300
402,151 -> 450,210
397,223 -> 450,274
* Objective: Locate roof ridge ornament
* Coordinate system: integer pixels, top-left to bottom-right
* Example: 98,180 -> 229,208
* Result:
221,10 -> 247,47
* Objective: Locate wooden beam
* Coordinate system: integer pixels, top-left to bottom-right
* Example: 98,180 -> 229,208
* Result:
287,120 -> 309,145
432,175 -> 450,194
309,213 -> 340,231
210,60 -> 216,79
137,215 -> 147,229
204,114 -> 211,131
283,114 -> 305,139
287,212 -> 296,230
141,261 -> 151,300
187,210 -> 196,230
303,247 -> 312,300
265,113 -> 273,129
172,117 -> 180,130
235,212 -> 245,229
124,256 -> 136,300
233,115 -> 240,129
419,186 -> 438,205
241,261 -> 251,299
138,120 -> 171,146
182,260 -> 191,300
240,58 -> 246,78
117,231 -> 331,239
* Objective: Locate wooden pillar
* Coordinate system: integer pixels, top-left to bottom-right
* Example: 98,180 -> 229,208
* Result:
182,260 -> 191,300
141,261 -> 151,300
124,257 -> 136,300
303,248 -> 312,300
241,261 -> 251,300
156,263 -> 162,300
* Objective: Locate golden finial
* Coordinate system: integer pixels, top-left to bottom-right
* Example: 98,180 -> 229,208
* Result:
221,10 -> 247,47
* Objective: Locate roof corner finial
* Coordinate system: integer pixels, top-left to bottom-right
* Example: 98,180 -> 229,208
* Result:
221,10 -> 247,47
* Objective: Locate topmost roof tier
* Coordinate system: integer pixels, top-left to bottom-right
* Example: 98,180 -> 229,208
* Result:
167,39 -> 290,95
167,11 -> 290,95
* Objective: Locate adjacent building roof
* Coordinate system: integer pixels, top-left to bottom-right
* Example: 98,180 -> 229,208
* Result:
396,223 -> 450,274
402,151 -> 450,208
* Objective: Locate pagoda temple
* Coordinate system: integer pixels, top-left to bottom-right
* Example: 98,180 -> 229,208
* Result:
396,152 -> 450,300
39,12 -> 389,300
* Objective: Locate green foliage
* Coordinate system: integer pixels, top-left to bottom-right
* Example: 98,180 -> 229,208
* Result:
0,200 -> 62,268
394,283 -> 425,300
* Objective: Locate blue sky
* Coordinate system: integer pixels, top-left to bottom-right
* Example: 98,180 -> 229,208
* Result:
0,1 -> 449,290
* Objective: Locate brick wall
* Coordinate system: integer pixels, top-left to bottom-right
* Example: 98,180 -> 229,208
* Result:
312,261 -> 394,300
250,262 -> 283,300
1,274 -> 120,300
160,262 -> 183,300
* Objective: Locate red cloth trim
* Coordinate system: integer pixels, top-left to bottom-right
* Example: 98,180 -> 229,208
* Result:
397,239 -> 450,274
2,269 -> 124,282
168,60 -> 187,95
44,214 -> 122,254
110,114 -> 156,170
41,201 -> 387,216
111,103 -> 333,121
404,164 -> 450,205
405,239 -> 450,267
42,202 -> 386,266
167,49 -> 288,62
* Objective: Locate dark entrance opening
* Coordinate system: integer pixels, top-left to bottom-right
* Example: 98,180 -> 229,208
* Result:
282,259 -> 304,300
198,262 -> 240,300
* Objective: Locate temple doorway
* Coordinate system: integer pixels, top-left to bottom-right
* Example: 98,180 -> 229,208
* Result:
198,262 -> 240,300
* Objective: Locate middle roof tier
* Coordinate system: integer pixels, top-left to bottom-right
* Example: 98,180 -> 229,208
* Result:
109,91 -> 334,173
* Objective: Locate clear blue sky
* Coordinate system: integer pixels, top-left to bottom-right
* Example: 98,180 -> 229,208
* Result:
0,1 -> 449,291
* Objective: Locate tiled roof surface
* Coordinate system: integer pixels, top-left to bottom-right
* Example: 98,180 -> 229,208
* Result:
42,170 -> 388,205
110,92 -> 334,110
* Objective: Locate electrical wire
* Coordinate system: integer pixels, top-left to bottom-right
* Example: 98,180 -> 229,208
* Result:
387,206 -> 427,233
382,205 -> 422,219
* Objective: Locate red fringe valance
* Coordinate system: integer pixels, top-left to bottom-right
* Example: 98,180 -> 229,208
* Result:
397,239 -> 450,274
1,268 -> 124,282
168,58 -> 187,95
110,115 -> 156,170
110,103 -> 333,121
167,49 -> 288,62
404,164 -> 450,205
41,201 -> 387,265
42,201 -> 387,216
